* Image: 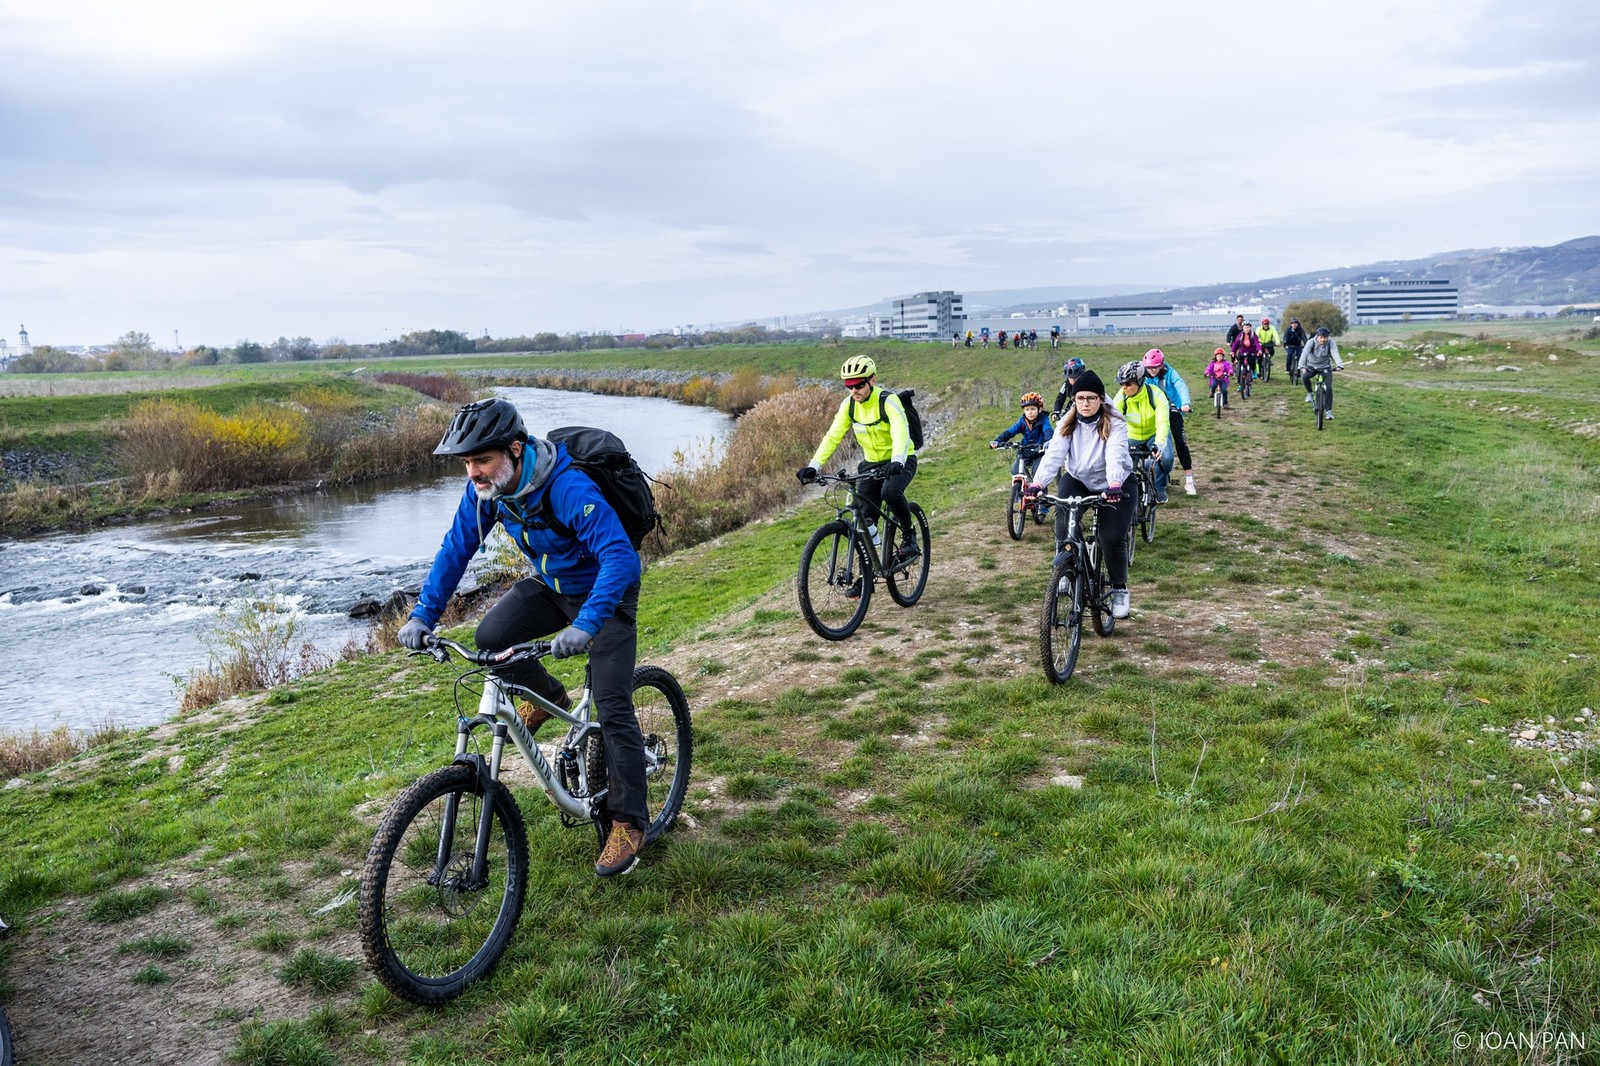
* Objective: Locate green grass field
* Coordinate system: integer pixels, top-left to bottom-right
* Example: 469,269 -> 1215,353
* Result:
1,326 -> 1598,1064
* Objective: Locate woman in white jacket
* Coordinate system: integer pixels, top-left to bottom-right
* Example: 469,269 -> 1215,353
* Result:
1027,369 -> 1137,618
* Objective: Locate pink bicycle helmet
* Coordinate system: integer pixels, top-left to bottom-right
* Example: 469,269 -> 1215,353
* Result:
1142,348 -> 1165,369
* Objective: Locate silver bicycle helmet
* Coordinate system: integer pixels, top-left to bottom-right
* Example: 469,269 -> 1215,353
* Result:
1115,360 -> 1143,386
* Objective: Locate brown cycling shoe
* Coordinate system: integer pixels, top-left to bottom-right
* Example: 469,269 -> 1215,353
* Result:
595,822 -> 645,877
516,689 -> 571,735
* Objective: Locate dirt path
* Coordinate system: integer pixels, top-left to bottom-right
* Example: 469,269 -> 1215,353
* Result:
3,382 -> 1390,1064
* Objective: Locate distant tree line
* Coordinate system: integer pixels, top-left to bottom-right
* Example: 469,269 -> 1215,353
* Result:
5,325 -> 819,374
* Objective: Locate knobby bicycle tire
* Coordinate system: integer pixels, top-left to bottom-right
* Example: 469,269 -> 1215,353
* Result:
360,763 -> 529,1005
1091,539 -> 1116,638
798,520 -> 872,639
1140,476 -> 1158,545
0,1002 -> 12,1066
1040,556 -> 1083,684
1315,382 -> 1327,431
886,502 -> 931,607
1007,481 -> 1025,540
631,665 -> 693,842
1214,391 -> 1223,419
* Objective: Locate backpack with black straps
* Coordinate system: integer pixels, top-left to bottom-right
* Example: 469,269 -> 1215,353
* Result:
539,426 -> 664,548
849,388 -> 925,450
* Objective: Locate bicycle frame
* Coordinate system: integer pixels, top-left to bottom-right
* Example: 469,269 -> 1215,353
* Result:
816,470 -> 905,574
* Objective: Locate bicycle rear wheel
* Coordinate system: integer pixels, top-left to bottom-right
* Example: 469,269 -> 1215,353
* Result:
1315,383 -> 1326,431
886,503 -> 931,607
631,666 -> 693,842
1040,555 -> 1083,683
798,520 -> 872,639
360,763 -> 528,1005
0,1002 -> 12,1066
1007,481 -> 1025,540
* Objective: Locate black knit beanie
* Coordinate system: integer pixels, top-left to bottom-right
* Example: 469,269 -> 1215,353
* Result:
1069,369 -> 1105,400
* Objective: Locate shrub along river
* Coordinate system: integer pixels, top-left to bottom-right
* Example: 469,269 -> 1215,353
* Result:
0,388 -> 732,733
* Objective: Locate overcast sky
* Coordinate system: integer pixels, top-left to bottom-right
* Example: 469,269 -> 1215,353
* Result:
2,0 -> 1596,346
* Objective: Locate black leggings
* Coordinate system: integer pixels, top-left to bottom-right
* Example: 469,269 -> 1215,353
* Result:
1169,410 -> 1191,472
857,456 -> 918,542
1053,472 -> 1135,587
476,578 -> 649,830
1285,345 -> 1302,375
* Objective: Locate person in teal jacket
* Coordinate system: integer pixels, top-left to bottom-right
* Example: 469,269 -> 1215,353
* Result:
1110,361 -> 1174,503
1140,349 -> 1196,496
398,398 -> 650,878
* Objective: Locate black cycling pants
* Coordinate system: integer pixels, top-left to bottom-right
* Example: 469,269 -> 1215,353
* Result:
1169,410 -> 1191,472
1053,472 -> 1135,587
1302,369 -> 1334,411
858,456 -> 917,543
476,578 -> 649,830
1285,345 -> 1302,374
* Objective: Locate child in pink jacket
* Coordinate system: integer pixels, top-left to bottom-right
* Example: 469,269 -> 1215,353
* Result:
1204,349 -> 1234,408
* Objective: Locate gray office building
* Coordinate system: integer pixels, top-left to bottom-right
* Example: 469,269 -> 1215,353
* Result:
1336,279 -> 1458,324
891,291 -> 964,339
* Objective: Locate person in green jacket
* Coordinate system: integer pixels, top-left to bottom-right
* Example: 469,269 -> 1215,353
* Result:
1110,360 -> 1173,503
797,355 -> 920,567
1258,318 -> 1280,374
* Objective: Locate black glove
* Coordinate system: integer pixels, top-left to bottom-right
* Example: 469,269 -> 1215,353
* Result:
397,618 -> 432,651
797,466 -> 818,484
886,461 -> 905,478
1103,483 -> 1123,503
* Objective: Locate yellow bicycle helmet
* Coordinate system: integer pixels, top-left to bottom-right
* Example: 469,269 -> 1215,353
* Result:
839,355 -> 877,381
1020,392 -> 1044,408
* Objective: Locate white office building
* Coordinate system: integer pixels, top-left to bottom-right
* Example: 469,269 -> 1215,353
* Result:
890,291 -> 964,339
1336,279 -> 1458,323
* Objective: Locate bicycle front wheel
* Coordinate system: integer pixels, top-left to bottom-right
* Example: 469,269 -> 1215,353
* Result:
632,666 -> 693,842
0,1002 -> 12,1066
1040,556 -> 1083,684
1091,540 -> 1116,637
1007,482 -> 1025,540
1215,391 -> 1223,419
1140,479 -> 1157,545
798,520 -> 872,639
1315,386 -> 1326,431
359,764 -> 529,1005
885,502 -> 931,607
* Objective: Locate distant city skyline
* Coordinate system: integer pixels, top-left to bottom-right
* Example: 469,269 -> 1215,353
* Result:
2,0 -> 1596,347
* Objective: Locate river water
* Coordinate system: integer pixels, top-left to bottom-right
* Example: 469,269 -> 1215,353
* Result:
0,388 -> 732,733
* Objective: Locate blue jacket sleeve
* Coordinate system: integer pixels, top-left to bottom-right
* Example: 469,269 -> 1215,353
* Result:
1167,369 -> 1191,410
412,484 -> 493,628
548,472 -> 642,635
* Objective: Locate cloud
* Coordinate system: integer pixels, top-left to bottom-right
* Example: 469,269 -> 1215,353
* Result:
0,0 -> 1596,343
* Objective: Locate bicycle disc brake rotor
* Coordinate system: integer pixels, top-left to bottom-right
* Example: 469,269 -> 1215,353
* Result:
434,855 -> 489,917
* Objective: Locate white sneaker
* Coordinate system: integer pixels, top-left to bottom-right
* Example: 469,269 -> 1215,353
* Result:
1304,394 -> 1313,403
1324,412 -> 1333,420
1110,589 -> 1131,618
1184,476 -> 1196,496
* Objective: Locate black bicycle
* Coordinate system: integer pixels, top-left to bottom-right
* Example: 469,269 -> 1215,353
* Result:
1127,442 -> 1159,549
1306,367 -> 1338,430
1237,363 -> 1253,401
1260,347 -> 1273,383
996,442 -> 1047,540
1036,492 -> 1116,683
360,638 -> 692,1004
797,469 -> 930,640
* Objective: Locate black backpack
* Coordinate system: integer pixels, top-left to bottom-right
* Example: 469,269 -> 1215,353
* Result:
849,388 -> 925,450
539,426 -> 664,548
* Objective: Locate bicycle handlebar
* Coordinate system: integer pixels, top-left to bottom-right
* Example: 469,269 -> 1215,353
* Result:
809,469 -> 889,486
1037,492 -> 1114,508
419,635 -> 552,668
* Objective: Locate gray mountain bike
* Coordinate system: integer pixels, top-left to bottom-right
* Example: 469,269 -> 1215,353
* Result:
359,636 -> 692,1004
1037,492 -> 1117,684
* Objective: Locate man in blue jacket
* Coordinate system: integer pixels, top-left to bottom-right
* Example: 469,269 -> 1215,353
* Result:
397,398 -> 649,877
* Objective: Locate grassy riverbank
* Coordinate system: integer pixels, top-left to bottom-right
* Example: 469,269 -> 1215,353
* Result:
2,328 -> 1599,1063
